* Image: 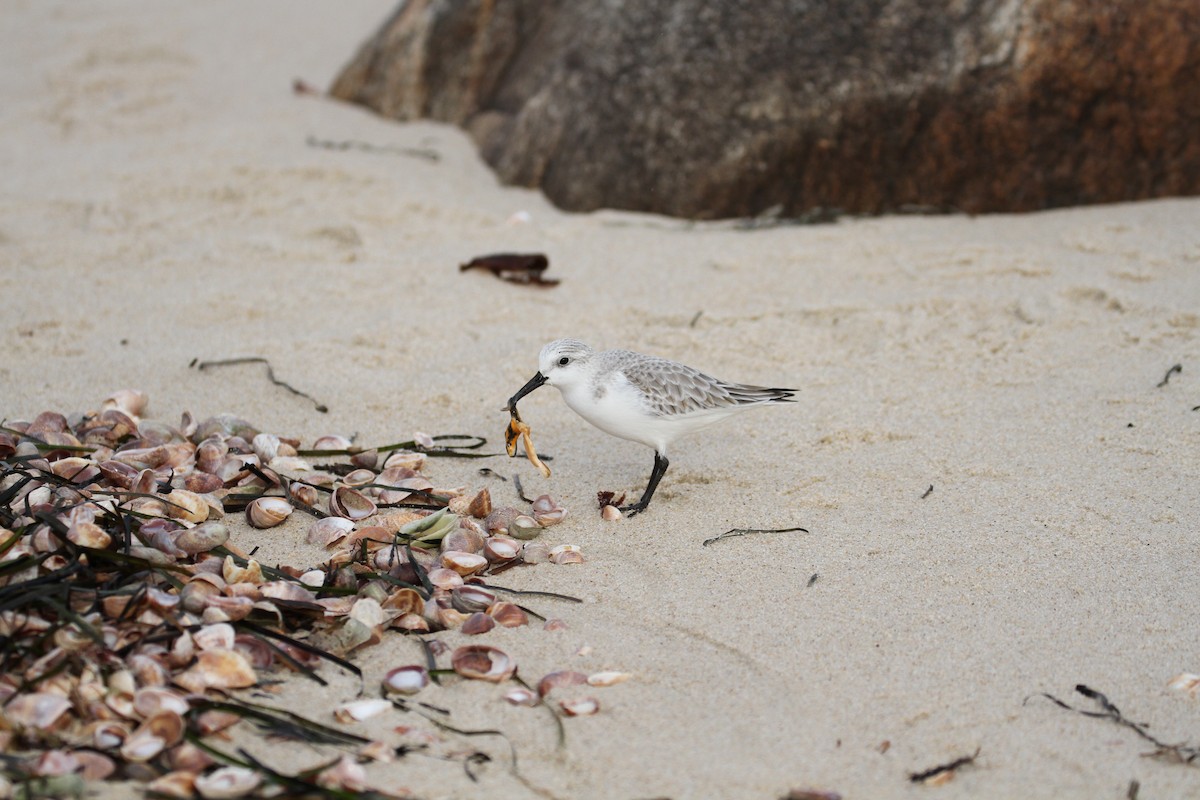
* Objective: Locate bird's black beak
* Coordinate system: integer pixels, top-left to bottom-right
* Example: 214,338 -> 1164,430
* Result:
506,372 -> 547,411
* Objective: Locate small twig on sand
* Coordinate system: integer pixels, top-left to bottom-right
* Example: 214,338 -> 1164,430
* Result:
908,747 -> 981,784
191,356 -> 328,413
702,526 -> 809,547
1157,363 -> 1182,388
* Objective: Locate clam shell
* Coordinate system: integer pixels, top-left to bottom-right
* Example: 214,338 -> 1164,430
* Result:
531,494 -> 567,526
102,389 -> 149,418
440,527 -> 484,555
461,612 -> 495,635
382,450 -> 425,471
68,521 -> 112,549
175,522 -> 229,555
147,770 -> 199,799
509,515 -> 542,540
50,456 -> 100,484
426,567 -> 464,590
343,468 -> 376,488
133,687 -> 190,717
3,692 -> 72,729
174,648 -> 256,693
483,536 -> 520,563
559,696 -> 600,716
549,544 -> 584,565
503,687 -> 539,707
467,488 -> 492,518
165,490 -> 209,524
487,601 -> 529,628
441,551 -> 488,576
601,504 -> 623,521
333,698 -> 392,723
587,671 -> 632,687
289,482 -> 319,506
312,434 -> 352,451
450,585 -> 497,613
451,645 -> 515,682
382,666 -> 429,695
1168,672 -> 1200,697
251,433 -> 280,463
246,496 -> 293,529
537,670 -> 588,697
194,766 -> 262,799
329,486 -> 377,520
121,710 -> 184,762
306,516 -> 355,547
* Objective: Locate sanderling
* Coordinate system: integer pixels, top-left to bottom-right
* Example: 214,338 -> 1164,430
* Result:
506,339 -> 796,516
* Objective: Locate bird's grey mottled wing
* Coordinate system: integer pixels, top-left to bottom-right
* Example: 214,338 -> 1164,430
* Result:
612,352 -> 795,416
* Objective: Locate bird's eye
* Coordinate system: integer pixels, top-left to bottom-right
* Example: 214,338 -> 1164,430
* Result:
558,356 -> 570,366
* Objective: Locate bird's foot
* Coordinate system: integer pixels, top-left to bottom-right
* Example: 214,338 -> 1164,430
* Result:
618,502 -> 648,517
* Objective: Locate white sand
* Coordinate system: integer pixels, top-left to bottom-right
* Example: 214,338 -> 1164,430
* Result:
3,2 -> 1200,798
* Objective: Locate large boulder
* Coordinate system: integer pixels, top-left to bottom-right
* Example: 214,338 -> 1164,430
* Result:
331,0 -> 1200,220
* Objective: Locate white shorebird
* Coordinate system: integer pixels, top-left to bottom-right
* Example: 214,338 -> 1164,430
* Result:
506,339 -> 796,516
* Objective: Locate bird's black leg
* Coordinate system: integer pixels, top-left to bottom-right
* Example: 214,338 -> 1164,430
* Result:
620,451 -> 669,516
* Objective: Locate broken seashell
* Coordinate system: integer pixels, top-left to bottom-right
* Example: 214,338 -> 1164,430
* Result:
587,671 -> 632,687
559,696 -> 600,716
299,569 -> 327,588
549,544 -> 584,565
315,755 -> 369,792
531,494 -> 567,526
333,698 -> 392,723
330,486 -> 377,520
121,710 -> 184,762
222,556 -> 264,585
147,770 -> 199,799
467,488 -> 492,518
382,666 -> 429,695
194,765 -> 262,799
102,389 -> 149,418
1168,673 -> 1200,697
382,450 -> 425,471
246,496 -> 293,528
503,687 -> 539,706
289,481 -> 319,507
451,645 -> 516,682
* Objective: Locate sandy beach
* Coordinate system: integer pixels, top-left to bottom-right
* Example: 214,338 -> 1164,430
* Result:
2,2 -> 1199,798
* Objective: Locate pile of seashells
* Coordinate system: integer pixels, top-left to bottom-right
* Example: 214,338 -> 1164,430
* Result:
0,390 -> 614,799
